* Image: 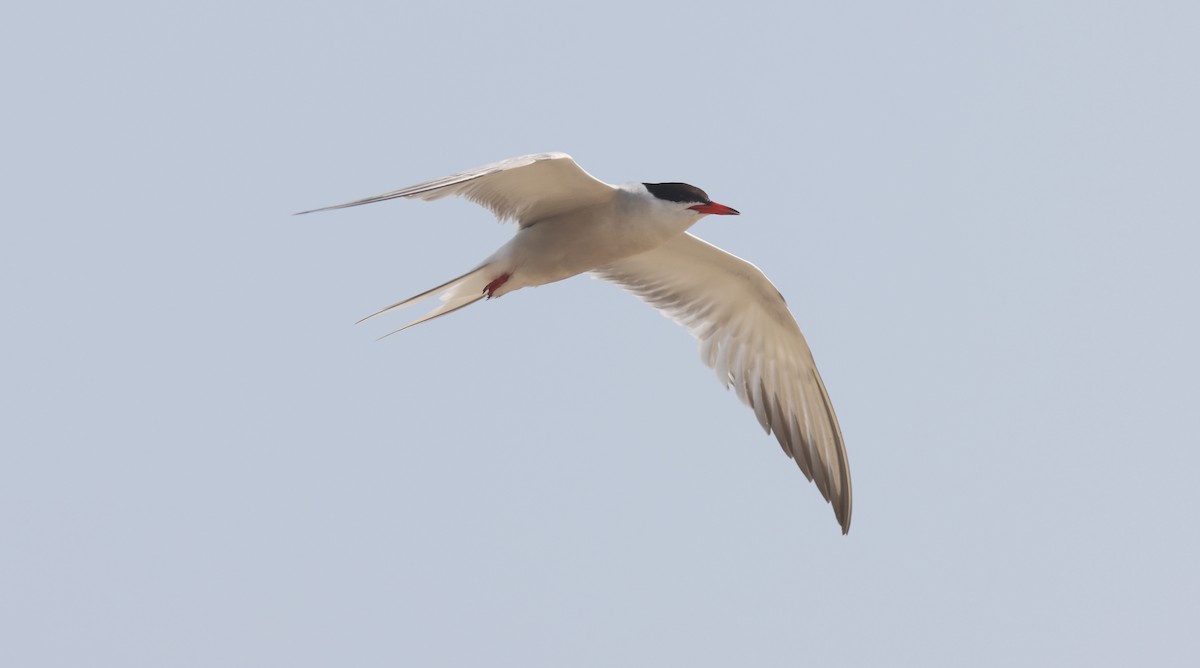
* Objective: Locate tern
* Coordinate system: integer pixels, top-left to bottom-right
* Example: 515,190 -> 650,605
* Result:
299,152 -> 852,533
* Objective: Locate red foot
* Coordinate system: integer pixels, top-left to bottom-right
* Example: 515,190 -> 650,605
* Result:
483,273 -> 511,299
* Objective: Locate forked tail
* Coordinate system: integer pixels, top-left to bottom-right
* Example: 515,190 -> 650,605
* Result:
358,265 -> 495,337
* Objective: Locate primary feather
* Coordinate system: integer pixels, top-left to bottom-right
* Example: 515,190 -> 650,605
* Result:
593,233 -> 852,533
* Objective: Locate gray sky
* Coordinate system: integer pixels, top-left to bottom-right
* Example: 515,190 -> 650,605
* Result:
4,1 -> 1198,665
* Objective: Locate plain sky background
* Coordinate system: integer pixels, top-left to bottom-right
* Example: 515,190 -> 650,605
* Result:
3,1 -> 1198,665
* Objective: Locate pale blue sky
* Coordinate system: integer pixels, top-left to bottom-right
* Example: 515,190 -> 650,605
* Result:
3,1 -> 1198,665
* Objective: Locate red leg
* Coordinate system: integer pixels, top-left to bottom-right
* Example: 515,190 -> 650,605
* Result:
483,272 -> 511,299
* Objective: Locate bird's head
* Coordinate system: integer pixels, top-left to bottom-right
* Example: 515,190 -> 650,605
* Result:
642,182 -> 740,219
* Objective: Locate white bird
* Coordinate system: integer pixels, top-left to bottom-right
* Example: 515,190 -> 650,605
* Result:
298,153 -> 852,533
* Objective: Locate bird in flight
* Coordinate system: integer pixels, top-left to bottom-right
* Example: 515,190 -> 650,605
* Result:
298,153 -> 852,533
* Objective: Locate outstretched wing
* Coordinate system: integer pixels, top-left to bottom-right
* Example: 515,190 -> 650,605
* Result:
296,152 -> 615,226
593,233 -> 852,533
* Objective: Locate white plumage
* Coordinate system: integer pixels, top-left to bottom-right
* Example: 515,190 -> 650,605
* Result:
300,152 -> 852,533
